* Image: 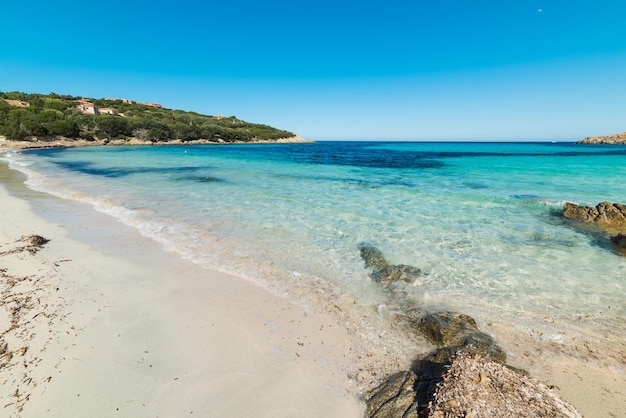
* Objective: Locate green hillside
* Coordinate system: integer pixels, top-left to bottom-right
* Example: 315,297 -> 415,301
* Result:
0,91 -> 295,143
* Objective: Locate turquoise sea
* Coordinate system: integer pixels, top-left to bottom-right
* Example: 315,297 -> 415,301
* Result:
4,141 -> 626,373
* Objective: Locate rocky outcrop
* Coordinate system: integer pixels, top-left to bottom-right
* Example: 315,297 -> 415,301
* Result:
427,352 -> 581,418
360,244 -> 581,417
563,202 -> 626,230
577,132 -> 626,144
418,312 -> 506,364
366,370 -> 420,418
366,350 -> 578,418
358,243 -> 506,364
562,202 -> 626,251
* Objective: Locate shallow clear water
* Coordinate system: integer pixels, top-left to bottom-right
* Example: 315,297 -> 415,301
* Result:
4,141 -> 626,371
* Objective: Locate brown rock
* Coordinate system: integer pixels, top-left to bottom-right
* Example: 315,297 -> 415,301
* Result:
427,352 -> 581,418
419,312 -> 478,347
563,202 -> 626,232
577,131 -> 626,144
418,311 -> 507,364
358,243 -> 422,285
366,370 -> 419,418
360,245 -> 573,417
366,352 -> 578,418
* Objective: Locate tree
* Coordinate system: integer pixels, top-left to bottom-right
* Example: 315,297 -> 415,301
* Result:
45,119 -> 80,137
0,90 -> 296,143
1,109 -> 30,139
96,115 -> 129,138
30,97 -> 45,109
3,109 -> 47,137
171,122 -> 200,140
199,124 -> 226,140
44,98 -> 72,112
37,109 -> 63,123
5,92 -> 26,101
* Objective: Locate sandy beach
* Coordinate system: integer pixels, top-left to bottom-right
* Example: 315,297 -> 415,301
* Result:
1,147 -> 626,418
0,160 -> 363,417
3,0 -> 626,413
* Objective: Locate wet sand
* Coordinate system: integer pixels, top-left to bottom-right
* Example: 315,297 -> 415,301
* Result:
0,160 -> 362,417
1,150 -> 625,417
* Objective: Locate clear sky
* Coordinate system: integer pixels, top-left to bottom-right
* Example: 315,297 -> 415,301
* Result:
2,0 -> 625,141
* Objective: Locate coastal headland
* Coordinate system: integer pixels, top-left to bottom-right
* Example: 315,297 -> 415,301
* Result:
577,131 -> 626,144
1,105 -> 625,415
0,91 -> 313,148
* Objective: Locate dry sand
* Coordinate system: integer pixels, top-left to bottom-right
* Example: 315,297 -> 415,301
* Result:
0,161 -> 363,417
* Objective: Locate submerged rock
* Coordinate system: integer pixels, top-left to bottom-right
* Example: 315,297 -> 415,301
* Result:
358,243 -> 422,285
359,243 -> 388,269
359,244 -> 582,417
358,244 -> 505,363
372,264 -> 422,285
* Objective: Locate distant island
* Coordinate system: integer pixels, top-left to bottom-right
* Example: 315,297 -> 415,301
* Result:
0,91 -> 310,147
577,131 -> 626,144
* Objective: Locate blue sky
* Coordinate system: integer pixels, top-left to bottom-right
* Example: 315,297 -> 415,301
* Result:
2,0 -> 625,141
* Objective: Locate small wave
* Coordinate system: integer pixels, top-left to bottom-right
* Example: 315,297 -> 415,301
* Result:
516,197 -> 569,208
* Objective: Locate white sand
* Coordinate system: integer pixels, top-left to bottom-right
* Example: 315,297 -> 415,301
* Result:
2,153 -> 625,418
0,164 -> 363,417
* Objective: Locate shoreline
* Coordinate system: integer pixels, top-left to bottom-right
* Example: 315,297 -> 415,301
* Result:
0,135 -> 314,150
2,151 -> 625,417
0,159 -> 362,417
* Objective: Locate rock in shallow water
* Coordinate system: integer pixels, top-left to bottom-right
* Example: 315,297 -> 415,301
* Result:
358,243 -> 422,285
562,202 -> 626,253
371,264 -> 422,285
418,312 -> 479,348
563,202 -> 626,231
418,311 -> 507,364
358,244 -> 506,364
358,244 -> 577,417
359,243 -> 388,269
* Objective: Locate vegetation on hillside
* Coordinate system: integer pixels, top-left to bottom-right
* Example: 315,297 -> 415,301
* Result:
0,91 -> 295,142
